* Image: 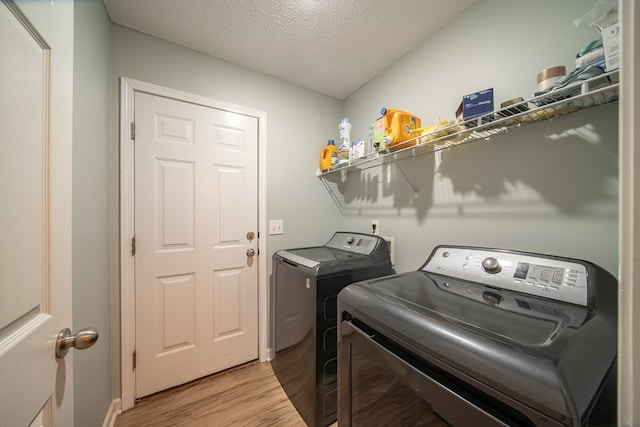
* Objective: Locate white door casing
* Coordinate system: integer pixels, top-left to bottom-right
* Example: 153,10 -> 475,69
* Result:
0,0 -> 73,426
618,0 -> 640,424
134,92 -> 258,397
120,78 -> 267,410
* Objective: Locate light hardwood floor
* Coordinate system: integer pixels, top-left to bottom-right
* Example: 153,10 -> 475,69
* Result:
115,361 -> 308,427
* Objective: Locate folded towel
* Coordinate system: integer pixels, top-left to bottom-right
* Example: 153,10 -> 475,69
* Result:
577,57 -> 607,70
576,47 -> 604,68
576,39 -> 604,58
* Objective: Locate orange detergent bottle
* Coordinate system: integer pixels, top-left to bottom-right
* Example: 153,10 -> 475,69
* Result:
319,140 -> 338,169
376,107 -> 421,146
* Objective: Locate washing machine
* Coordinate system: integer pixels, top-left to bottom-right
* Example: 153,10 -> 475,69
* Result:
338,245 -> 617,426
272,231 -> 394,427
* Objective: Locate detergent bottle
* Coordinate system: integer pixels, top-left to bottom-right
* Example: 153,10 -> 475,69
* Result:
319,140 -> 338,169
338,118 -> 351,149
376,107 -> 421,146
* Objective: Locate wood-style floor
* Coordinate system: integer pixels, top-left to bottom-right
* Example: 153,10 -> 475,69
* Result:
115,361 -> 309,427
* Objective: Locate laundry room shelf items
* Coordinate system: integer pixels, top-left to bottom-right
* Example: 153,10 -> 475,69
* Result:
316,70 -> 619,179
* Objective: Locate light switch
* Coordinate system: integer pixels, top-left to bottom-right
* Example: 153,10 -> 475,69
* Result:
269,219 -> 284,235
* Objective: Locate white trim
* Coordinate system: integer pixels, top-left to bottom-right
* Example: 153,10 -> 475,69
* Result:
257,108 -> 269,363
119,78 -> 136,411
118,77 -> 268,411
101,399 -> 122,427
618,1 -> 639,424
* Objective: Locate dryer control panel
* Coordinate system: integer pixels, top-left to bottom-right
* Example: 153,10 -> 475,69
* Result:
325,232 -> 384,255
422,246 -> 589,306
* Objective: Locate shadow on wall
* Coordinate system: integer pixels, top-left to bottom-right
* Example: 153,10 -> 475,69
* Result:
321,153 -> 435,220
320,105 -> 618,220
439,106 -> 619,217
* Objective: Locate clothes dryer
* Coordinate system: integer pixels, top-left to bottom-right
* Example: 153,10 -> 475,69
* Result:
272,232 -> 393,427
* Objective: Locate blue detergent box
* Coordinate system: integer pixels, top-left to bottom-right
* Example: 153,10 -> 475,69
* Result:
461,88 -> 494,119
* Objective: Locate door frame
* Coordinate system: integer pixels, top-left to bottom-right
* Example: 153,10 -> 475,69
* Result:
119,77 -> 268,411
618,0 -> 639,423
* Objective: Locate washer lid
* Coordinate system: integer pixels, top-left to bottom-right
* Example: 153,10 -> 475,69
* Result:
391,272 -> 587,346
280,246 -> 362,265
274,232 -> 392,277
276,247 -> 376,277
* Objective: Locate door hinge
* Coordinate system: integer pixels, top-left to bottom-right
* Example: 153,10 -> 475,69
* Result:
131,236 -> 136,256
133,350 -> 136,370
130,121 -> 135,140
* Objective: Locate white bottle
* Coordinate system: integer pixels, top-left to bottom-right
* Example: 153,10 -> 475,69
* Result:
338,118 -> 351,150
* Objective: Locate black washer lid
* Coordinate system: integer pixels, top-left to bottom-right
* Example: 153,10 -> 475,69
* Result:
284,246 -> 360,264
275,232 -> 392,277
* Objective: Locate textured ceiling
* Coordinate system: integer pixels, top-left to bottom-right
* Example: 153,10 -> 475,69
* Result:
103,0 -> 477,99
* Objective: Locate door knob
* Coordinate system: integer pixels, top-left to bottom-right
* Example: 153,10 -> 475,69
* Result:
56,327 -> 99,358
246,248 -> 256,257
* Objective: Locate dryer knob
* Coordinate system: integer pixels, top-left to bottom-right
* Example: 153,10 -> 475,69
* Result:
481,257 -> 502,274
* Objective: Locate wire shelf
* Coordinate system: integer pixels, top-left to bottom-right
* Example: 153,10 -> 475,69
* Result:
317,70 -> 619,178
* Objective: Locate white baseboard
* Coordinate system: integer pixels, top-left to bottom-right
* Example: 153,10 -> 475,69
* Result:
102,399 -> 122,427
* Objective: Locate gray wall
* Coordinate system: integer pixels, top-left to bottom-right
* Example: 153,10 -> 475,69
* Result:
340,0 -> 618,275
72,0 -> 113,425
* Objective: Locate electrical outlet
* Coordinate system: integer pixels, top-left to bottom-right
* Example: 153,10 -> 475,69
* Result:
269,219 -> 284,235
371,220 -> 379,235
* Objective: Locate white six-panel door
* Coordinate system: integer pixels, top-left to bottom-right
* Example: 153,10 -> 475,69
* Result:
134,92 -> 259,397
